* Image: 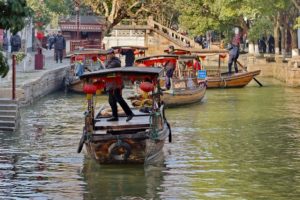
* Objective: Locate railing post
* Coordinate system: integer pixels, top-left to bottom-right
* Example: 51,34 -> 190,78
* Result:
12,54 -> 16,100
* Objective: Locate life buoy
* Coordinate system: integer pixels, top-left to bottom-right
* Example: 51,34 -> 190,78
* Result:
108,141 -> 131,161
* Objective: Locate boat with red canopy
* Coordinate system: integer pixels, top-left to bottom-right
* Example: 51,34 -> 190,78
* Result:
77,67 -> 171,165
134,54 -> 206,107
65,48 -> 108,93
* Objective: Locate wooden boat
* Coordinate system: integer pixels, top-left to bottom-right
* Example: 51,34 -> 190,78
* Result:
206,70 -> 261,88
65,49 -> 107,93
77,67 -> 171,165
134,55 -> 206,107
164,48 -> 191,55
191,52 -> 262,88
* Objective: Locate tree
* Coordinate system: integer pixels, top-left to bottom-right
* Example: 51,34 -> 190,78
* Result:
0,0 -> 32,78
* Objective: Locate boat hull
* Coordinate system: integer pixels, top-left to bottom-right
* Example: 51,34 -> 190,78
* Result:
84,121 -> 169,165
162,85 -> 206,107
68,79 -> 84,93
206,70 -> 261,88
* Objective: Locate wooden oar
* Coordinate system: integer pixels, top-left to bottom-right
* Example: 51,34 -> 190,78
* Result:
236,60 -> 263,87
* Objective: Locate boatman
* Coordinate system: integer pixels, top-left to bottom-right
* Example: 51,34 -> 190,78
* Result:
227,39 -> 240,74
120,48 -> 135,67
164,45 -> 176,89
105,48 -> 134,122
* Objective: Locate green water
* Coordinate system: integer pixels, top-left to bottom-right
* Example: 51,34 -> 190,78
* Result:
0,78 -> 300,199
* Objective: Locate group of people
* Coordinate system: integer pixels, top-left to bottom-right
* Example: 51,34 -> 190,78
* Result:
258,35 -> 275,54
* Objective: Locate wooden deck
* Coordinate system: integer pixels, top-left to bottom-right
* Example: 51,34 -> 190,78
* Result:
95,115 -> 150,131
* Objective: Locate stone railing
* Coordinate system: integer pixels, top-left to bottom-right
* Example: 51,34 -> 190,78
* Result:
147,17 -> 201,49
113,17 -> 201,49
70,40 -> 103,51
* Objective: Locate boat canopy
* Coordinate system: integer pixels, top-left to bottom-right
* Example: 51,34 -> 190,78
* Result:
111,46 -> 148,50
164,48 -> 191,55
80,66 -> 163,80
135,54 -> 198,67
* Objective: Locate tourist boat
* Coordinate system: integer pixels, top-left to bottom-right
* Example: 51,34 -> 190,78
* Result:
65,49 -> 107,93
206,70 -> 261,88
193,53 -> 262,88
134,54 -> 206,107
77,67 -> 171,165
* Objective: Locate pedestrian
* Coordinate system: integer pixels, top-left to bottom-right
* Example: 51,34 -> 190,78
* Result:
227,40 -> 240,74
268,35 -> 275,54
47,33 -> 55,50
10,33 -> 21,53
104,48 -> 134,122
2,33 -> 8,52
120,48 -> 135,67
52,31 -> 66,63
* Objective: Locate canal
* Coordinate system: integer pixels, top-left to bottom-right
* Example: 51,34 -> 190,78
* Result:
1,78 -> 300,199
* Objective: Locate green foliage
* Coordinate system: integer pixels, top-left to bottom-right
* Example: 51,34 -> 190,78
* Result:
0,52 -> 9,78
0,0 -> 32,34
247,17 -> 273,42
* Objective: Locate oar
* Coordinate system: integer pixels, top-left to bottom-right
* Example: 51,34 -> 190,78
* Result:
236,60 -> 263,87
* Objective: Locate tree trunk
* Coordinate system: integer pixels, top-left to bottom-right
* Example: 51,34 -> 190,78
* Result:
291,29 -> 299,57
274,24 -> 280,55
249,42 -> 255,54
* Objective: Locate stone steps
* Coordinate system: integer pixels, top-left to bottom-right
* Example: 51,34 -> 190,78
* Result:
0,98 -> 19,132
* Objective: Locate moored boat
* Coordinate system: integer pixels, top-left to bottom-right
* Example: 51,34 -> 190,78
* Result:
206,70 -> 261,88
134,54 -> 206,107
77,67 -> 171,165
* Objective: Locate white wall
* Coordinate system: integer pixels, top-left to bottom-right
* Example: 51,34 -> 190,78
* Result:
103,36 -> 144,48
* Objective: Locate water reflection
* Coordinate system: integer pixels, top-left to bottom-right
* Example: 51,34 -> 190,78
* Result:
82,157 -> 164,200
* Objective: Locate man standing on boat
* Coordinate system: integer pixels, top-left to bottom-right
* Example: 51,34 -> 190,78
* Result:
105,48 -> 134,122
120,48 -> 135,67
164,45 -> 176,90
227,38 -> 240,74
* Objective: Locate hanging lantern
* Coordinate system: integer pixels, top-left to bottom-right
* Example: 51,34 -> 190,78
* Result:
219,54 -> 226,62
140,82 -> 154,93
199,55 -> 206,61
94,81 -> 105,95
36,31 -> 44,40
92,56 -> 97,62
83,83 -> 97,100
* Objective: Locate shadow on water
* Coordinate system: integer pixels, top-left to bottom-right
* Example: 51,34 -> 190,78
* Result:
82,157 -> 165,200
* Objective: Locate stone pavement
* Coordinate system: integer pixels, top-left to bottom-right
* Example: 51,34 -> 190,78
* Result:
0,49 -> 70,101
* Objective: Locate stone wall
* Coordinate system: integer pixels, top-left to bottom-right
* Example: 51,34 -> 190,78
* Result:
20,66 -> 68,106
247,56 -> 300,87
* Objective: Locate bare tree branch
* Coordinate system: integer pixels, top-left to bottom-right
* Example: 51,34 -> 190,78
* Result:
102,1 -> 109,17
291,0 -> 300,11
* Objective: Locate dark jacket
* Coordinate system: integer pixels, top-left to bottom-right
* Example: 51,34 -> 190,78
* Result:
10,34 -> 21,52
105,56 -> 122,90
105,56 -> 121,69
53,35 -> 66,50
121,49 -> 135,67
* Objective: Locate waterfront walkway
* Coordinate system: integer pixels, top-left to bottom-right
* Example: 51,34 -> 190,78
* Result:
0,49 -> 70,104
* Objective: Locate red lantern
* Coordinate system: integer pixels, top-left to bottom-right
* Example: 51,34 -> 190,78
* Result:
140,82 -> 154,93
36,32 -> 44,40
83,84 -> 97,99
92,56 -> 97,62
199,55 -> 206,61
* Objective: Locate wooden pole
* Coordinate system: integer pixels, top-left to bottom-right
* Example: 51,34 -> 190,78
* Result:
12,54 -> 16,100
236,60 -> 263,87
